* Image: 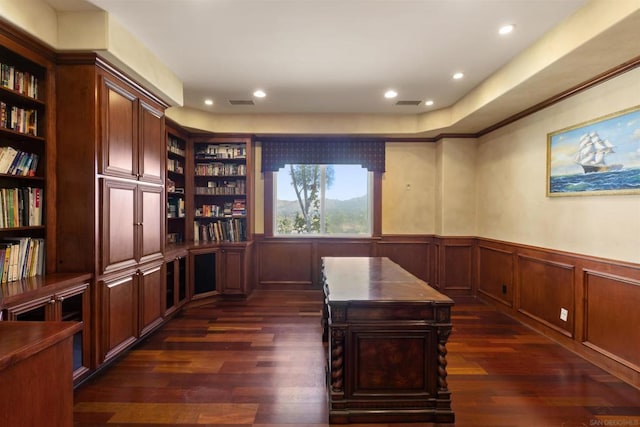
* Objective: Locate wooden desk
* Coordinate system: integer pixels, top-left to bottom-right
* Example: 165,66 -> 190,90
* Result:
0,322 -> 81,427
322,257 -> 454,424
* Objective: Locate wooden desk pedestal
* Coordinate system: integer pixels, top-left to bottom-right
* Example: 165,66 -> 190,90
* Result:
0,322 -> 81,427
322,257 -> 454,424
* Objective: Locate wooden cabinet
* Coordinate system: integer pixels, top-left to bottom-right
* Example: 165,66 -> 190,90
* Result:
190,247 -> 219,299
100,262 -> 163,362
101,272 -> 137,363
100,76 -> 164,184
220,243 -> 252,296
189,243 -> 253,298
56,54 -> 168,367
164,249 -> 188,316
0,273 -> 92,382
138,262 -> 163,336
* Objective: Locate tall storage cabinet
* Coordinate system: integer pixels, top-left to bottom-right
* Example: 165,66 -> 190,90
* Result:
56,54 -> 167,366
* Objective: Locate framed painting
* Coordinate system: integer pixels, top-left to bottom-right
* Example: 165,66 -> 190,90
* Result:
547,105 -> 640,196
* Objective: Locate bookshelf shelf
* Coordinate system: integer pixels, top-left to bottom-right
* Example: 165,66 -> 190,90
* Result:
0,31 -> 49,283
166,124 -> 188,245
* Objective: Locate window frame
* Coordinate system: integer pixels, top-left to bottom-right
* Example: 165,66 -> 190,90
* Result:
264,170 -> 382,238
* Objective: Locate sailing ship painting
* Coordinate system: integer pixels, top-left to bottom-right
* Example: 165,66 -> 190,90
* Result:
547,106 -> 640,196
574,131 -> 623,174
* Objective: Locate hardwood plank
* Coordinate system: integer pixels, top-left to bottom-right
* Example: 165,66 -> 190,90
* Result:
74,290 -> 640,426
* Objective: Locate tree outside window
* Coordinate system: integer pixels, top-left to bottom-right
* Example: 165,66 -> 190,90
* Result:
275,164 -> 371,236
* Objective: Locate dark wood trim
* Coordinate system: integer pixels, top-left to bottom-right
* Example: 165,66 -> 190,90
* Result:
56,52 -> 170,109
478,55 -> 640,137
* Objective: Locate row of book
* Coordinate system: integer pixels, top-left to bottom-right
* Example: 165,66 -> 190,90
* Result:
0,63 -> 39,99
168,158 -> 184,174
0,102 -> 38,136
167,135 -> 186,157
195,162 -> 246,177
193,218 -> 246,243
195,180 -> 246,195
0,237 -> 45,283
195,144 -> 246,160
167,196 -> 185,218
0,146 -> 39,176
0,187 -> 43,229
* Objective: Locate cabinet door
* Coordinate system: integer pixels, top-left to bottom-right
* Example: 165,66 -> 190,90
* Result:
221,248 -> 245,295
101,179 -> 137,273
138,184 -> 164,264
58,283 -> 91,380
3,296 -> 52,321
101,77 -> 138,179
139,263 -> 164,336
102,274 -> 138,363
139,101 -> 164,184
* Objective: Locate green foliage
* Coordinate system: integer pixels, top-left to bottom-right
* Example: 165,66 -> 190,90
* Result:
276,164 -> 369,235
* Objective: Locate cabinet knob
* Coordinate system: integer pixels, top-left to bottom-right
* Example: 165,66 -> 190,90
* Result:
57,296 -> 65,302
49,298 -> 56,304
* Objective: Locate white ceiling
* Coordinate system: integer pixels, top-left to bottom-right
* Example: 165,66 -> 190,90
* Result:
44,0 -> 594,117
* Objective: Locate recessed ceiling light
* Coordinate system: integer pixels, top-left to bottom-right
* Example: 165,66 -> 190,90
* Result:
499,24 -> 515,35
204,99 -> 214,106
253,89 -> 266,98
425,100 -> 434,106
452,72 -> 464,80
384,89 -> 398,99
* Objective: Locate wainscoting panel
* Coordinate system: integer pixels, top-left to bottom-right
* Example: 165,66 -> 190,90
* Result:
439,238 -> 475,294
253,234 -> 640,388
517,254 -> 575,338
477,244 -> 514,307
583,270 -> 640,371
375,236 -> 431,282
258,240 -> 313,288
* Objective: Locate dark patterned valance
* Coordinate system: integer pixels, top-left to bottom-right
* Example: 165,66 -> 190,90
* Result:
260,137 -> 385,172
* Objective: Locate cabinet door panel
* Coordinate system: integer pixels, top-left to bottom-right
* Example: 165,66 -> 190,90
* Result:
139,264 -> 163,336
222,249 -> 244,295
139,101 -> 164,184
139,184 -> 163,263
102,179 -> 137,273
101,78 -> 138,178
102,275 -> 137,362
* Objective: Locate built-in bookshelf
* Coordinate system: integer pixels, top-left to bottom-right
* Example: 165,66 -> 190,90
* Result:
0,42 -> 47,281
193,138 -> 250,243
166,130 -> 187,245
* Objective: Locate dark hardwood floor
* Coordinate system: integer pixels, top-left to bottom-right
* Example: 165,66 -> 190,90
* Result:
74,289 -> 640,426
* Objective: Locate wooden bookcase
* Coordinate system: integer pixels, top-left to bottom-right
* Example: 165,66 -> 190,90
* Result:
166,122 -> 188,245
0,27 -> 54,279
191,136 -> 253,244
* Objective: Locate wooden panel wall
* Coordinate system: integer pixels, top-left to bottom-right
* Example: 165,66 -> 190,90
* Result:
254,235 -> 640,387
255,235 -> 433,289
476,238 -> 640,388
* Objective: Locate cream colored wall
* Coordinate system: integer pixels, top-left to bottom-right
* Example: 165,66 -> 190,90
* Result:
253,142 -> 438,235
382,143 -> 436,235
437,138 -> 477,236
254,145 -> 264,234
477,67 -> 640,264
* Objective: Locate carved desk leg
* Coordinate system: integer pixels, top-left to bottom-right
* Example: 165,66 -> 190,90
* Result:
330,327 -> 345,393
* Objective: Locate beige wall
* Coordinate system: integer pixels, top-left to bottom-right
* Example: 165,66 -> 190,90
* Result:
254,142 -> 438,235
436,138 -> 477,236
382,143 -> 437,235
476,66 -> 640,264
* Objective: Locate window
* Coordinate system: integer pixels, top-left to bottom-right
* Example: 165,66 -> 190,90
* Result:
274,164 -> 372,236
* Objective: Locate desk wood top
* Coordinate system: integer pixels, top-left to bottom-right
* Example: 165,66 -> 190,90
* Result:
0,322 -> 82,372
322,257 -> 453,304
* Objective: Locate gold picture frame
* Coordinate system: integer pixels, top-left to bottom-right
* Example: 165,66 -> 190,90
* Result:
547,105 -> 640,196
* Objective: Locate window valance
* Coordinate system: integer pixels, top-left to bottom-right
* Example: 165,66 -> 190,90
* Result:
260,137 -> 385,172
